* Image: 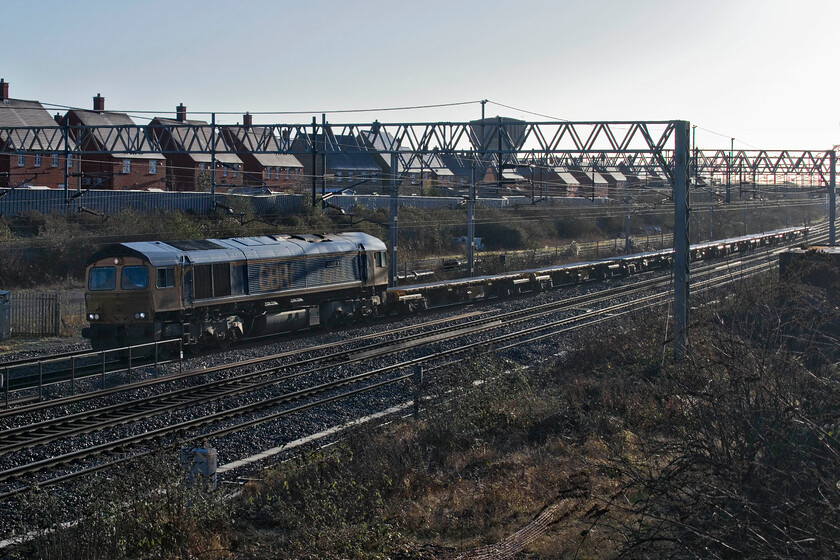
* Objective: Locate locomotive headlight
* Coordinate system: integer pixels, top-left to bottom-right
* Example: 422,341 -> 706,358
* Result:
134,312 -> 147,320
87,313 -> 100,321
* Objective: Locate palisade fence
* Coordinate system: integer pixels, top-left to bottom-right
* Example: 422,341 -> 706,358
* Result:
0,188 -> 609,219
7,291 -> 85,338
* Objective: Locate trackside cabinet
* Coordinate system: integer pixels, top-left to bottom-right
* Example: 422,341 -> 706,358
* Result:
0,291 -> 10,341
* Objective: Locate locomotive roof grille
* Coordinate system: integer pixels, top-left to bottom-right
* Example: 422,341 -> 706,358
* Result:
166,240 -> 225,251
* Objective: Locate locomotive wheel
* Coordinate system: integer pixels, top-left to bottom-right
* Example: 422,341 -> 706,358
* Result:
217,327 -> 241,350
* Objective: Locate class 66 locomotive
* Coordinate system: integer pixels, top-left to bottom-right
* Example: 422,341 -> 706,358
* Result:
82,232 -> 389,351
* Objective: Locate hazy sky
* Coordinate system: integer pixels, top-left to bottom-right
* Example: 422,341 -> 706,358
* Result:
4,0 -> 838,150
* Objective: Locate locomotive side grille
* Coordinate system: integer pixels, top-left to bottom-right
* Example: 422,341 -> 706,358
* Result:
194,265 -> 213,299
193,263 -> 232,299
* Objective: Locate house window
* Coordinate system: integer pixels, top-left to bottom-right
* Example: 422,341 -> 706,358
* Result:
223,166 -> 228,177
51,153 -> 59,167
295,168 -> 300,177
66,154 -> 73,168
17,155 -> 24,167
274,167 -> 280,179
285,168 -> 290,180
265,168 -> 270,180
199,163 -> 205,172
149,160 -> 157,174
34,154 -> 41,167
336,172 -> 343,182
122,159 -> 131,174
233,165 -> 238,178
348,172 -> 353,182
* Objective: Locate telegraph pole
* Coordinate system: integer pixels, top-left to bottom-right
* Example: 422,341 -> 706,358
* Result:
210,113 -> 216,205
311,116 -> 317,206
624,180 -> 631,253
673,121 -> 691,361
321,114 -> 327,207
726,137 -> 733,204
467,160 -> 476,276
62,120 -> 69,212
388,152 -> 399,288
830,150 -> 836,245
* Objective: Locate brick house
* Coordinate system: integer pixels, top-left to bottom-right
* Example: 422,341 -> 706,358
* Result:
0,79 -> 76,189
148,104 -> 244,192
290,128 -> 383,194
61,94 -> 166,190
222,113 -> 303,190
437,152 -> 493,191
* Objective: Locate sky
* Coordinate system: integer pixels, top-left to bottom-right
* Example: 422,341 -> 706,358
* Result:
3,0 -> 838,150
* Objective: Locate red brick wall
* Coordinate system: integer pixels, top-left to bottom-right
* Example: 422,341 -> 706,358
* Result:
1,153 -> 75,188
80,156 -> 167,190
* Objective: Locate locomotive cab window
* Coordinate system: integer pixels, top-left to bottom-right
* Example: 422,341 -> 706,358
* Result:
375,251 -> 386,268
156,267 -> 176,289
121,266 -> 149,290
89,266 -> 116,291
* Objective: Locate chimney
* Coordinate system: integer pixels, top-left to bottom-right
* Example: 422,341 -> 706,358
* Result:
0,79 -> 8,101
93,93 -> 105,112
176,103 -> 187,122
243,112 -> 252,129
54,113 -> 62,124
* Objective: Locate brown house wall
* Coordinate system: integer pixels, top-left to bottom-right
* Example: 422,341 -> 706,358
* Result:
0,153 -> 74,188
162,154 -> 246,192
82,156 -> 167,190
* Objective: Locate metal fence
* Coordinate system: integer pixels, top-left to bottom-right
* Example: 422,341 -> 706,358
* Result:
0,188 -> 307,218
0,188 -> 611,219
9,292 -> 61,337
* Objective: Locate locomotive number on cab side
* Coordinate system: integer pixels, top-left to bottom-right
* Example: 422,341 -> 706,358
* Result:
258,263 -> 293,291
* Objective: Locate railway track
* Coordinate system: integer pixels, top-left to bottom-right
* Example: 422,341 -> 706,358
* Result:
0,229 -> 818,501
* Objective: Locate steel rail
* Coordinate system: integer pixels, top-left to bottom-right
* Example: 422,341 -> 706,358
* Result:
0,227 -> 819,456
0,232 -> 819,500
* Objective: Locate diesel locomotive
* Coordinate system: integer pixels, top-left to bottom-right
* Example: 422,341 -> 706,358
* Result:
82,232 -> 388,351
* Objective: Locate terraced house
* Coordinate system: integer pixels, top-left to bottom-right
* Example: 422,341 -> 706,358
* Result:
61,94 -> 166,190
0,79 -> 76,189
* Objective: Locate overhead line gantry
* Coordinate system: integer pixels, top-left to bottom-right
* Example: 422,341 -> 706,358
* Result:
2,118 -> 836,360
